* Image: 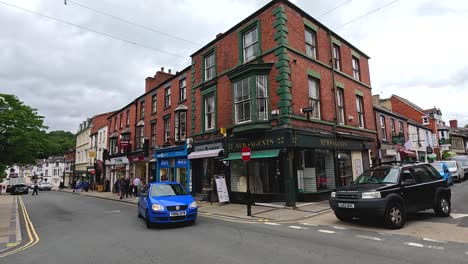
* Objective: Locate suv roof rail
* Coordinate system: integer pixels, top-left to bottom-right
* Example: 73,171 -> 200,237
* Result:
371,160 -> 420,167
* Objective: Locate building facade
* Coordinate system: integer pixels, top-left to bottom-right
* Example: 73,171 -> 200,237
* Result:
89,112 -> 113,185
75,118 -> 92,181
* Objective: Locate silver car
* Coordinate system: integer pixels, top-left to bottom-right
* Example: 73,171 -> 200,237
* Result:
444,160 -> 464,182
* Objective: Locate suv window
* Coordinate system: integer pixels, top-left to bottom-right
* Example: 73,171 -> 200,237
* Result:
412,166 -> 433,183
400,169 -> 415,182
424,165 -> 443,180
141,184 -> 150,194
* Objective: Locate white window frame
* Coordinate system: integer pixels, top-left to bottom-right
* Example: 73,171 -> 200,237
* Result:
308,77 -> 320,119
242,27 -> 258,63
305,28 -> 317,59
151,94 -> 157,113
234,78 -> 251,124
380,115 -> 387,141
356,96 -> 364,128
175,111 -> 187,141
337,88 -> 345,125
333,44 -> 341,70
164,118 -> 170,143
204,94 -> 215,130
390,118 -> 396,136
204,54 -> 215,81
179,79 -> 186,101
165,87 -> 171,108
352,56 -> 360,80
151,122 -> 156,147
256,76 -> 268,121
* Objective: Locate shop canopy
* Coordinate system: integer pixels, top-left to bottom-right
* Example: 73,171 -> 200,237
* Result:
399,150 -> 417,158
223,149 -> 281,161
188,149 -> 224,160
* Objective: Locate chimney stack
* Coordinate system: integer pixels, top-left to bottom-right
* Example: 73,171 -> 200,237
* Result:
168,69 -> 171,74
449,119 -> 458,129
161,67 -> 164,72
216,33 -> 223,38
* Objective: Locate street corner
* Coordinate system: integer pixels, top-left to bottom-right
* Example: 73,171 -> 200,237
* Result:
0,196 -> 39,259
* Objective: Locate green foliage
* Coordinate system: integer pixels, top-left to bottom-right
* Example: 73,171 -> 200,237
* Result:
0,94 -> 47,167
38,130 -> 75,158
465,124 -> 468,128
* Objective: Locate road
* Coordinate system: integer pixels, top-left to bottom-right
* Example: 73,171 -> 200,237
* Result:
3,185 -> 468,264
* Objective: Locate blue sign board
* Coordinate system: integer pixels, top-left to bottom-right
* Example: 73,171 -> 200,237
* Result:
175,159 -> 187,168
160,159 -> 170,168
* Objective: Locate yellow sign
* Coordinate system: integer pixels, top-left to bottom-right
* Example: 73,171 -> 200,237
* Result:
88,150 -> 96,158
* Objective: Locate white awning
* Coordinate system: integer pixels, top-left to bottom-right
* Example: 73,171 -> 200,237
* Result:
188,149 -> 223,160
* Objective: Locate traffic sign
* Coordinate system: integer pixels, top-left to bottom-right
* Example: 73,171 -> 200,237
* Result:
241,146 -> 251,162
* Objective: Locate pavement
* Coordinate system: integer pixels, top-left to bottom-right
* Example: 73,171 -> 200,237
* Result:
0,195 -> 22,253
3,191 -> 468,264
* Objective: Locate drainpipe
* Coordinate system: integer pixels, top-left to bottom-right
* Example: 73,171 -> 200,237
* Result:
374,109 -> 381,165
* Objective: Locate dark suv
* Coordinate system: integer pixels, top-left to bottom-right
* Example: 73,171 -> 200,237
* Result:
329,162 -> 451,229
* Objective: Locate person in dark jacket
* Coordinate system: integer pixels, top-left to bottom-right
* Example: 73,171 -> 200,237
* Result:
118,176 -> 126,199
32,181 -> 39,196
125,177 -> 131,198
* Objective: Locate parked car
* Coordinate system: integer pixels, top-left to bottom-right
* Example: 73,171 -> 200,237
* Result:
329,162 -> 451,229
452,156 -> 468,181
137,182 -> 198,228
430,162 -> 454,185
11,184 -> 29,195
38,181 -> 53,191
443,160 -> 464,182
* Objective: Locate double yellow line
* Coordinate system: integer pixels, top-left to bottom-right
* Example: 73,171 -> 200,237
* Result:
0,197 -> 40,259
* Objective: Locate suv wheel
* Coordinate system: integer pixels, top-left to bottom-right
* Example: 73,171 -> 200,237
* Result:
384,202 -> 405,229
434,195 -> 451,217
335,211 -> 353,222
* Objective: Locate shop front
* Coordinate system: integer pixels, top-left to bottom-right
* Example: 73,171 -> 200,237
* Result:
107,155 -> 129,192
128,153 -> 149,185
187,141 -> 225,194
225,128 -> 373,205
154,145 -> 191,191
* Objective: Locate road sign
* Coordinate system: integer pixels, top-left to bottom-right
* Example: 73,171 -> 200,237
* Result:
241,146 -> 251,162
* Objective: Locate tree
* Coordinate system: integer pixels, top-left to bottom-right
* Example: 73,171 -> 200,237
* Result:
0,94 -> 48,168
37,130 -> 75,158
465,124 -> 468,128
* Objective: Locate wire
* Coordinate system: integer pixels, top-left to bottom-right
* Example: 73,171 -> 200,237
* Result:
0,1 -> 187,58
318,0 -> 352,18
334,0 -> 400,30
66,0 -> 202,47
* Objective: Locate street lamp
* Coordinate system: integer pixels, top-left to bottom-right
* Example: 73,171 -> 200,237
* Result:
300,106 -> 314,120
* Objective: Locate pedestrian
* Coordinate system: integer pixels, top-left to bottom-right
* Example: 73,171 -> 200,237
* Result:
118,176 -> 126,199
72,179 -> 77,192
32,181 -> 39,196
125,177 -> 131,198
132,177 -> 141,196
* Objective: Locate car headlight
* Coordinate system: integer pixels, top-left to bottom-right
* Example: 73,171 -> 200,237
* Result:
330,192 -> 336,198
189,201 -> 198,209
361,191 -> 381,199
152,204 -> 165,211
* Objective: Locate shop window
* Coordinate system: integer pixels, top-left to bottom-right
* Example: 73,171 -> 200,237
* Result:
301,149 -> 336,191
337,152 -> 353,187
230,158 -> 283,194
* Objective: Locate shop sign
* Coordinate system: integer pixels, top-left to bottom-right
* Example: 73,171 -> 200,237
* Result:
194,143 -> 223,152
175,159 -> 187,167
160,159 -> 170,168
109,156 -> 129,165
88,150 -> 96,158
130,155 -> 144,162
228,136 -> 285,152
120,141 -> 130,148
155,149 -> 187,159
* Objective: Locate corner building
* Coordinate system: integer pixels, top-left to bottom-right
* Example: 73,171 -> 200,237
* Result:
188,0 -> 376,206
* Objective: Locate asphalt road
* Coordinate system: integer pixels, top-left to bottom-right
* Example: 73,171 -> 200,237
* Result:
4,191 -> 468,264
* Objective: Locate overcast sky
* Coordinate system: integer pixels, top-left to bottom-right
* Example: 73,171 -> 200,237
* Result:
1,0 -> 467,132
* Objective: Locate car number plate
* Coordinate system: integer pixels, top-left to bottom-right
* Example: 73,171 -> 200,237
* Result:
338,203 -> 355,208
170,211 -> 187,217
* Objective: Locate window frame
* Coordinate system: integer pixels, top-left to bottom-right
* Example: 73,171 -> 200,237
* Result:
337,88 -> 345,125
151,94 -> 157,114
126,109 -> 130,127
203,52 -> 216,81
114,116 -> 117,131
307,77 -> 321,120
380,115 -> 387,141
304,27 -> 317,59
151,122 -> 156,147
175,111 -> 187,141
165,87 -> 171,108
119,113 -> 123,128
356,95 -> 364,128
140,100 -> 145,120
352,56 -> 360,80
136,125 -> 144,150
179,78 -> 187,102
390,118 -> 396,136
333,44 -> 341,71
399,121 -> 404,135
233,75 -> 269,125
239,21 -> 261,64
202,88 -> 216,132
163,116 -> 170,143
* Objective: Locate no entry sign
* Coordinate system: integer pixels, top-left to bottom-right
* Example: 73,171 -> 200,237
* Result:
241,146 -> 251,162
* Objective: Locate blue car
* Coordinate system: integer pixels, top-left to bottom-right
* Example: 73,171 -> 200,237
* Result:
138,182 -> 198,228
431,162 -> 454,186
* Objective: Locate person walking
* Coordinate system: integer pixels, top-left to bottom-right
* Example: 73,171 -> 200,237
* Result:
132,177 -> 141,197
32,181 -> 39,196
118,176 -> 126,199
125,177 -> 131,198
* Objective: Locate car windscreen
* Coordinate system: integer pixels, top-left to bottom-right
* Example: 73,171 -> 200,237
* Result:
431,163 -> 444,172
354,167 -> 400,184
445,162 -> 457,169
150,184 -> 188,197
460,160 -> 468,166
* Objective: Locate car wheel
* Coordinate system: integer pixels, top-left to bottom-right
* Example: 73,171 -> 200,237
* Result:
384,202 -> 405,229
145,210 -> 152,229
334,211 -> 353,222
434,195 -> 451,217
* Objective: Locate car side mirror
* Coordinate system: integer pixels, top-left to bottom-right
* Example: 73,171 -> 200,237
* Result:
402,179 -> 416,186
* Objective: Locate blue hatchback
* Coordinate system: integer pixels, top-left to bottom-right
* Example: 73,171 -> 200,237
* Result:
138,182 -> 198,228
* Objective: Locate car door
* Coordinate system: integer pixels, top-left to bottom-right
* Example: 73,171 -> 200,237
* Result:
139,184 -> 150,215
399,168 -> 420,212
411,166 -> 435,210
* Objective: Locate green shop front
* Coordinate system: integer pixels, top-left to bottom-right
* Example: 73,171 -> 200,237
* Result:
154,145 -> 191,192
224,128 -> 372,206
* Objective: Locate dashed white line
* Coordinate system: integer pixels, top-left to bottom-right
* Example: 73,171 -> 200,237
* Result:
356,235 -> 382,241
333,226 -> 348,230
264,222 -> 281,226
427,245 -> 444,250
288,225 -> 308,230
318,229 -> 336,234
422,238 -> 447,244
404,242 -> 424,248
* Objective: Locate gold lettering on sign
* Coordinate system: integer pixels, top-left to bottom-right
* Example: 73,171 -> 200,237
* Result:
320,139 -> 348,148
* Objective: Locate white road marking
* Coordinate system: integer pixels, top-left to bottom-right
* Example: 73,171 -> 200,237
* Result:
264,222 -> 281,226
450,213 -> 468,219
404,242 -> 424,248
356,235 -> 382,241
465,251 -> 468,255
104,210 -> 121,213
422,238 -> 447,244
289,225 -> 308,230
318,229 -> 336,234
301,223 -> 318,226
427,245 -> 444,250
333,226 -> 348,230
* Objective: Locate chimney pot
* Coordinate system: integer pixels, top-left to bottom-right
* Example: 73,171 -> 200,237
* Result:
161,67 -> 164,72
449,119 -> 458,129
168,69 -> 171,74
